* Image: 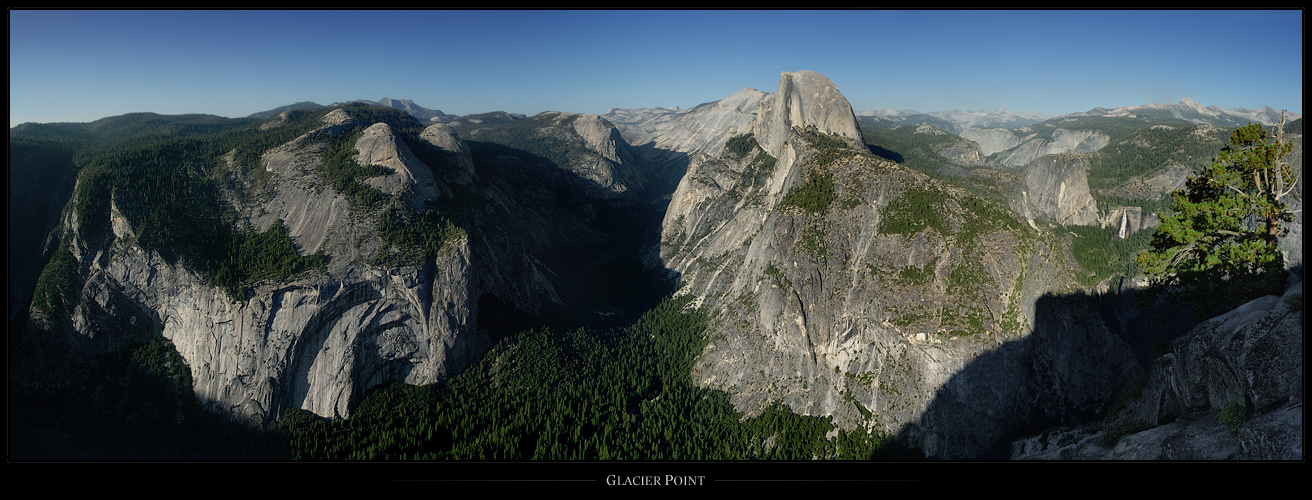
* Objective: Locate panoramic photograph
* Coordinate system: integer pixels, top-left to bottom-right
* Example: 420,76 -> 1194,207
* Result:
9,8 -> 1303,487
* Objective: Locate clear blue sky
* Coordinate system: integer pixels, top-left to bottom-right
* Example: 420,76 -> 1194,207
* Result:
9,9 -> 1304,127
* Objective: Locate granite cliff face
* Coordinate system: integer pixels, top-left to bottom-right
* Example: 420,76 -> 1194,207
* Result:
605,87 -> 768,159
650,71 -> 1140,458
1015,154 -> 1100,227
456,111 -> 647,202
994,128 -> 1111,168
54,230 -> 481,423
959,127 -> 1022,157
354,122 -> 444,208
417,123 -> 476,184
753,70 -> 865,157
13,104 -> 660,426
14,112 -> 486,424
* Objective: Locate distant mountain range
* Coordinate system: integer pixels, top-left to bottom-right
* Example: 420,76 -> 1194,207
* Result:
369,97 -> 455,123
1059,97 -> 1294,129
857,107 -> 1051,133
247,97 -> 455,124
857,98 -> 1299,134
250,97 -> 1298,137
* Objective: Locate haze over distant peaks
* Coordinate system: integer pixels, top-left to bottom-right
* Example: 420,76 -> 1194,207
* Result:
602,86 -> 769,157
857,107 -> 1051,133
1074,97 -> 1298,126
855,97 -> 1298,133
247,91 -> 1297,141
368,97 -> 454,123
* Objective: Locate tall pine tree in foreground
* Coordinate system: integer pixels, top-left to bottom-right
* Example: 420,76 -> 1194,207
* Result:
1136,114 -> 1298,318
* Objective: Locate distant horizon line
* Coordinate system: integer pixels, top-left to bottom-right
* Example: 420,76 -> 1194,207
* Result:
11,96 -> 1303,128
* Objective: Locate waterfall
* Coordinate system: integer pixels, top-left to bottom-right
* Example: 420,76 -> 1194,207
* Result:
1117,209 -> 1128,239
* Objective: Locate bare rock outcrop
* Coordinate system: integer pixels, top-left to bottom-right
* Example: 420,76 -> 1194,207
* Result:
419,123 -> 476,185
1016,154 -> 1100,227
100,236 -> 481,423
997,129 -> 1110,168
565,112 -> 644,197
254,140 -> 354,259
605,87 -> 767,160
960,127 -> 1022,157
355,122 -> 444,208
458,111 -> 645,202
1012,282 -> 1303,460
10,109 -> 511,426
659,71 -> 1136,458
321,108 -> 353,127
753,70 -> 863,159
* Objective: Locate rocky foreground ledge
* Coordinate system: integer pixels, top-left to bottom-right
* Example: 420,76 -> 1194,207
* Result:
1011,281 -> 1303,460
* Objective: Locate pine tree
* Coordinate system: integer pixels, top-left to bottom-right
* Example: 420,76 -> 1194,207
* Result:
1135,114 -> 1298,318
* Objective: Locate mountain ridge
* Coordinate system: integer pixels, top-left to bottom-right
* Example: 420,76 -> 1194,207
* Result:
8,71 -> 1302,461
855,98 -> 1299,134
233,96 -> 1300,141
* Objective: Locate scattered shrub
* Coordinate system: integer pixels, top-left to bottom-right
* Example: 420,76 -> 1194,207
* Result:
1217,399 -> 1249,435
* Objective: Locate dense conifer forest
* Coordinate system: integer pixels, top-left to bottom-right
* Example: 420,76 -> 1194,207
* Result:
274,296 -> 910,460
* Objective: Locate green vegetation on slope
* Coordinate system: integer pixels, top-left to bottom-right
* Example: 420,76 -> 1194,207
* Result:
780,172 -> 835,214
373,203 -> 465,266
61,110 -> 331,259
68,128 -> 328,302
857,121 -> 971,174
798,125 -> 859,168
777,127 -> 861,216
897,258 -> 938,286
1086,123 -> 1227,190
875,178 -> 1032,338
1026,116 -> 1193,145
43,105 -> 470,303
725,132 -> 759,159
71,138 -> 227,261
314,128 -> 391,211
31,232 -> 81,317
799,225 -> 829,259
335,102 -> 427,139
212,221 -> 327,302
957,195 -> 1024,245
877,185 -> 949,236
1066,224 -> 1152,288
9,336 -> 289,460
716,133 -> 778,208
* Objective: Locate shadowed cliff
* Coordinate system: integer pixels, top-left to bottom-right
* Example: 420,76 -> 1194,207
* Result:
899,272 -> 1302,460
